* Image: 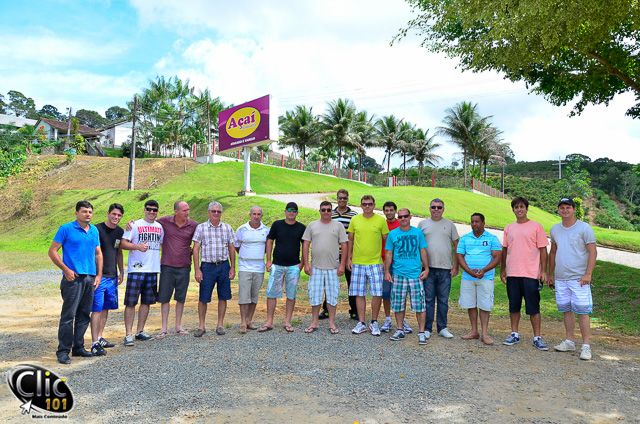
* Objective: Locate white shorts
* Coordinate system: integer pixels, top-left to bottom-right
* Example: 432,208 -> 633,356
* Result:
555,279 -> 593,314
459,279 -> 494,311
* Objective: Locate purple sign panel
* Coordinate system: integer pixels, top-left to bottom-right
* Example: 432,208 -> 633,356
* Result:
218,95 -> 272,152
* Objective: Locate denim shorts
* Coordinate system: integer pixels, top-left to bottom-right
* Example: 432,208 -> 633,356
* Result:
266,264 -> 300,300
200,261 -> 232,303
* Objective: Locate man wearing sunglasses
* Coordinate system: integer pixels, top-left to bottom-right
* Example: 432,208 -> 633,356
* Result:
120,200 -> 164,346
418,198 -> 459,340
302,201 -> 348,334
384,209 -> 430,345
259,202 -> 306,333
347,195 -> 389,336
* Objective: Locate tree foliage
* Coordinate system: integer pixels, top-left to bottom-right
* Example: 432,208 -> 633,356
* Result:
398,0 -> 640,118
6,90 -> 37,118
75,109 -> 107,128
278,105 -> 320,161
105,106 -> 130,122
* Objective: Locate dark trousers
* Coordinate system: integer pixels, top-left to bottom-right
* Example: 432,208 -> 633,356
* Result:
57,275 -> 95,356
423,267 -> 452,333
322,268 -> 355,314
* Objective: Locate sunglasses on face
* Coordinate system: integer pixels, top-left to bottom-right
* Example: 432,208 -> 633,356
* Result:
145,207 -> 158,212
430,206 -> 443,210
209,210 -> 222,214
320,208 -> 332,212
398,214 -> 410,219
338,197 -> 348,200
361,202 -> 374,207
286,209 -> 298,213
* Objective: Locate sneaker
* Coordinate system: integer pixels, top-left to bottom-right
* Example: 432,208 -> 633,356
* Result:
369,321 -> 381,336
418,332 -> 428,345
135,331 -> 153,341
123,334 -> 134,346
98,337 -> 115,348
381,317 -> 393,333
438,328 -> 454,339
352,322 -> 368,334
554,339 -> 576,352
503,333 -> 521,346
91,342 -> 106,356
533,337 -> 549,351
424,330 -> 431,339
389,329 -> 405,341
402,319 -> 413,334
580,344 -> 592,360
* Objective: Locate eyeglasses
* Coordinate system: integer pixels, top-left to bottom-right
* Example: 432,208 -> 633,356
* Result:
338,197 -> 348,200
320,208 -> 332,212
286,209 -> 298,213
398,214 -> 410,219
361,202 -> 374,207
145,207 -> 158,212
209,210 -> 222,214
430,205 -> 443,210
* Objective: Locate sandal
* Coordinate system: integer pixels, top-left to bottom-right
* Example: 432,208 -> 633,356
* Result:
329,327 -> 340,335
304,326 -> 318,333
156,331 -> 168,339
246,324 -> 257,330
257,325 -> 273,333
284,325 -> 294,333
175,329 -> 189,335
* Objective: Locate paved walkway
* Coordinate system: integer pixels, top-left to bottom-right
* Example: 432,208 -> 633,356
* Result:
261,192 -> 640,268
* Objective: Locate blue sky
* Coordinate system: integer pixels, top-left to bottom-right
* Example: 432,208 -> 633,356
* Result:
1,0 -> 639,165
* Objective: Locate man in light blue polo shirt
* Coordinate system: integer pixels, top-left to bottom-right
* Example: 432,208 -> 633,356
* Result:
48,200 -> 103,365
456,213 -> 501,345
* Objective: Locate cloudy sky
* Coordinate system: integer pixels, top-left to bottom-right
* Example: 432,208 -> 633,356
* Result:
1,0 -> 638,166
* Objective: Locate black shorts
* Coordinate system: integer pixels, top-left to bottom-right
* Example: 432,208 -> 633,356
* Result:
506,277 -> 540,315
158,265 -> 191,303
125,272 -> 158,306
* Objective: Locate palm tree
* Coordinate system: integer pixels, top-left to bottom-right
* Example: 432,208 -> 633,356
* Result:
279,105 -> 320,161
375,115 -> 406,178
321,98 -> 356,171
408,128 -> 442,182
352,110 -> 376,177
192,89 -> 224,152
395,121 -> 417,179
437,102 -> 489,187
474,124 -> 506,181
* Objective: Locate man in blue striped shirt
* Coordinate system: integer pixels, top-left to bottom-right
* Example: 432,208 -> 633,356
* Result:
456,213 -> 502,345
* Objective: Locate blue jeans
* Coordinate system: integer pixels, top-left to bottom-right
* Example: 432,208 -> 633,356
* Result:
423,267 -> 452,333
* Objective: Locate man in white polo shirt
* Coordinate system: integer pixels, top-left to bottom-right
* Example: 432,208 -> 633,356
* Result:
235,206 -> 270,333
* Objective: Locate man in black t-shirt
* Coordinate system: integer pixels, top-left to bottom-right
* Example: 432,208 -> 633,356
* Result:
89,203 -> 125,355
258,202 -> 306,333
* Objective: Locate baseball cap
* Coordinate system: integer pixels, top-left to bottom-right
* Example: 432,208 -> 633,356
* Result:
558,198 -> 576,207
285,202 -> 298,211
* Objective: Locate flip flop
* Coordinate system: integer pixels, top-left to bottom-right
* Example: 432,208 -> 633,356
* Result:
246,324 -> 257,330
175,329 -> 189,335
329,327 -> 340,335
284,325 -> 295,333
304,326 -> 318,333
257,325 -> 273,333
156,331 -> 168,339
481,336 -> 494,346
239,326 -> 247,334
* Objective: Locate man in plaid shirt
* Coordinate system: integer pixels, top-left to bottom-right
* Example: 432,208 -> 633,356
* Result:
192,201 -> 236,337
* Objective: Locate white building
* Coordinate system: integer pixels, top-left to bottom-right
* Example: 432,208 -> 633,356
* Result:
0,113 -> 37,128
100,121 -> 132,148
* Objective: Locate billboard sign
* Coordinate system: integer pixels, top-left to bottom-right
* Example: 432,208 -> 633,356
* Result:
218,95 -> 276,152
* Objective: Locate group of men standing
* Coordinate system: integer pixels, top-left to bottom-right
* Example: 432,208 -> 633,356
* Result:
48,190 -> 597,364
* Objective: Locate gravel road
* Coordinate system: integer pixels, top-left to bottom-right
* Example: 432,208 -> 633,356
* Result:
262,193 -> 640,268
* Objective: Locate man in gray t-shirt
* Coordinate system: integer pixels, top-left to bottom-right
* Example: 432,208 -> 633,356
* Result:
417,198 -> 459,339
547,198 -> 597,361
302,201 -> 348,334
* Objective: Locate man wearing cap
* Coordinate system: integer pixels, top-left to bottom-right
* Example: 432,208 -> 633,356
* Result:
500,196 -> 550,351
302,201 -> 348,334
457,213 -> 502,345
259,202 -> 306,333
192,201 -> 236,337
418,198 -> 459,340
235,206 -> 270,333
547,198 -> 597,360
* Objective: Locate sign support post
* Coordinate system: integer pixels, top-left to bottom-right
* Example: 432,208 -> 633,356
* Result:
240,146 -> 255,196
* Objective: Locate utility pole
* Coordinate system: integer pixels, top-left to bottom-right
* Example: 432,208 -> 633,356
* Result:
558,156 -> 565,179
127,96 -> 138,191
64,107 -> 72,151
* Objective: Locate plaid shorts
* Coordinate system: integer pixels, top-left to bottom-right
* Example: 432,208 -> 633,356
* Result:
348,264 -> 383,297
308,268 -> 340,307
391,275 -> 425,313
124,272 -> 158,306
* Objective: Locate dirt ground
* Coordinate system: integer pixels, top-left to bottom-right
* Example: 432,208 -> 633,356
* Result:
1,280 -> 639,423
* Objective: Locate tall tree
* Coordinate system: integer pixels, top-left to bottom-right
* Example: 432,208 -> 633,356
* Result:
279,105 -> 320,161
437,101 -> 489,187
395,121 -> 417,179
38,104 -> 63,120
407,128 -> 441,181
352,110 -> 377,177
0,94 -> 7,114
375,115 -> 406,178
322,98 -> 357,170
7,90 -> 37,118
397,0 -> 640,118
105,106 -> 130,122
191,89 -> 224,151
75,109 -> 107,128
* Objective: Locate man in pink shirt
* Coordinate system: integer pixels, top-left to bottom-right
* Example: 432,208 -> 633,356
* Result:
500,197 -> 549,350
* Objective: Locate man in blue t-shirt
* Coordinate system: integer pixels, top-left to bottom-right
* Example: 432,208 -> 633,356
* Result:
48,200 -> 103,365
384,208 -> 430,345
456,213 -> 502,345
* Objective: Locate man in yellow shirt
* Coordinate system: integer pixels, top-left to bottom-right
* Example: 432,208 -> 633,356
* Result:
347,195 -> 389,336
